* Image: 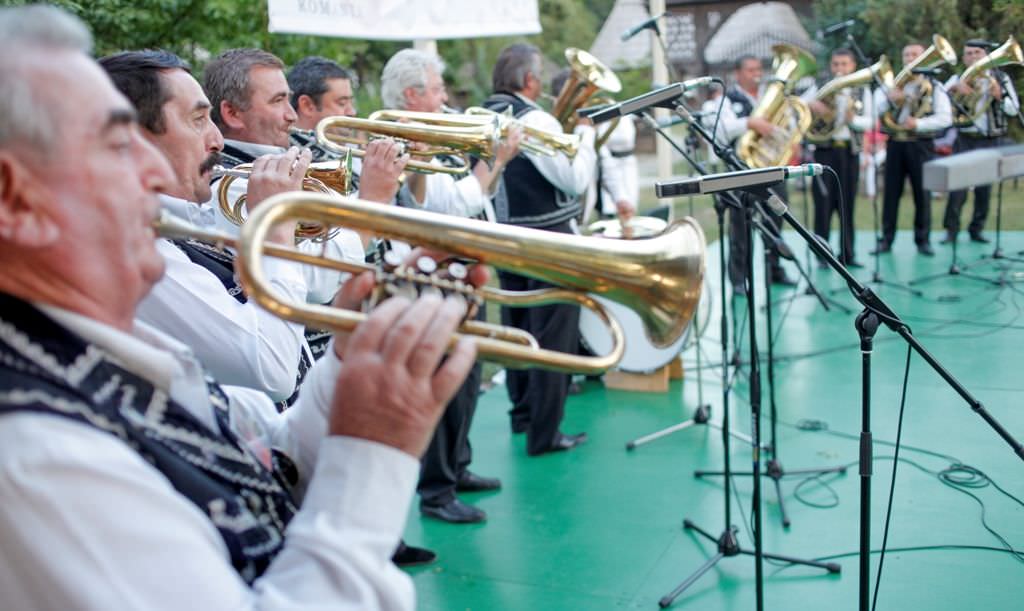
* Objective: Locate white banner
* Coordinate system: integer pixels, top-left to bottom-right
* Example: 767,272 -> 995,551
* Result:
268,0 -> 541,41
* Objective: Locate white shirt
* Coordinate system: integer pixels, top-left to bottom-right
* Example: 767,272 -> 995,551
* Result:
715,86 -> 762,145
140,194 -> 309,402
943,72 -> 1020,135
211,139 -> 366,304
512,93 -> 598,196
0,306 -> 418,610
587,116 -> 635,218
871,77 -> 953,134
801,82 -> 872,141
413,170 -> 490,219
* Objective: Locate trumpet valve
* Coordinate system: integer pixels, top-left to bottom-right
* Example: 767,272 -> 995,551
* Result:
365,253 -> 484,322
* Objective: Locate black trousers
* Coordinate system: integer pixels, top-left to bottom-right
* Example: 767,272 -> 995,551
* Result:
944,135 -> 998,236
728,184 -> 787,287
499,259 -> 580,455
418,305 -> 484,506
812,145 -> 860,262
882,139 -> 934,246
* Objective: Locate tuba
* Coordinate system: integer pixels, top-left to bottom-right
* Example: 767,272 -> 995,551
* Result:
551,48 -> 622,147
807,56 -> 892,143
881,34 -> 958,132
951,35 -> 1023,127
154,193 -> 707,374
736,44 -> 818,168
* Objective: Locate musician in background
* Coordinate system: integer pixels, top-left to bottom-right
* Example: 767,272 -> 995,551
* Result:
941,41 -> 1020,244
379,47 -> 521,523
716,55 -> 796,293
482,43 -> 596,456
804,48 -> 868,267
100,50 -> 313,403
872,42 -> 952,256
0,6 -> 480,607
287,56 -> 358,162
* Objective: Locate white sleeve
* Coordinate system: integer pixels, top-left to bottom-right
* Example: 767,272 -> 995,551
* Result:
1001,74 -> 1020,116
518,109 -> 597,196
916,86 -> 953,133
718,98 -> 749,143
850,88 -> 875,132
418,172 -> 486,218
598,147 -> 629,205
137,239 -> 307,402
0,413 -> 417,611
296,230 -> 364,305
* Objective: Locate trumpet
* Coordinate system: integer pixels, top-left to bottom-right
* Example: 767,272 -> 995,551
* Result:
369,107 -> 581,159
154,192 -> 706,374
212,159 -> 350,242
316,114 -> 511,176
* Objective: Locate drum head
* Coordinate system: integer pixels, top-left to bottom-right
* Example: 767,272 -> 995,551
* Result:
579,295 -> 689,374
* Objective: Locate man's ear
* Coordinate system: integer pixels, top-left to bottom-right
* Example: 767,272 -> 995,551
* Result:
0,153 -> 60,247
297,94 -> 317,117
219,100 -> 246,132
403,86 -> 419,107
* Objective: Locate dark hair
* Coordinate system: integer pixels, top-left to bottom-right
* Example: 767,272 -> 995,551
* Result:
287,56 -> 354,110
99,50 -> 190,134
493,43 -> 541,93
831,47 -> 856,62
734,54 -> 761,71
203,48 -> 284,130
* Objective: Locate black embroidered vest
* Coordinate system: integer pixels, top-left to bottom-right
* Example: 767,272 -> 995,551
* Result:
482,92 -> 580,228
0,293 -> 298,583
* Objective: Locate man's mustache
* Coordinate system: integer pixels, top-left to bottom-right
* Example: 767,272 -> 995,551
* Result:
199,152 -> 221,175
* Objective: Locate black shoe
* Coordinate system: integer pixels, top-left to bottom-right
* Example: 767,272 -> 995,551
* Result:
420,498 -> 487,523
917,243 -> 935,257
969,232 -> 991,244
456,471 -> 502,492
392,541 -> 437,567
528,432 -> 588,456
871,241 -> 892,254
771,269 -> 797,286
940,231 -> 956,245
843,259 -> 864,269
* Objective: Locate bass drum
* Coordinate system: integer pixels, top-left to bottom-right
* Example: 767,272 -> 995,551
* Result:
579,277 -> 712,374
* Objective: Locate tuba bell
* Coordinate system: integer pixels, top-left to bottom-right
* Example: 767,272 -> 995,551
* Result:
806,56 -> 892,143
551,48 -> 622,148
881,34 -> 958,132
951,36 -> 1023,127
737,44 -> 818,168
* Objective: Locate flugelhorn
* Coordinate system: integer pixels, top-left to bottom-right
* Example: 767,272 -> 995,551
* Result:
806,55 -> 892,143
882,34 -> 957,131
213,158 -> 351,242
156,192 -> 706,374
951,35 -> 1023,127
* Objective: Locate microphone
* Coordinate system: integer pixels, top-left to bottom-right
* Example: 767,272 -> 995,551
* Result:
654,164 -> 825,197
586,78 -> 714,124
822,19 -> 856,35
621,12 -> 665,41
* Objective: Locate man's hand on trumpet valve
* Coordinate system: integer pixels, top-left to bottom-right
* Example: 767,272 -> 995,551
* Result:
328,250 -> 490,457
494,124 -> 523,165
359,138 -> 409,203
246,146 -> 311,244
747,115 -> 776,137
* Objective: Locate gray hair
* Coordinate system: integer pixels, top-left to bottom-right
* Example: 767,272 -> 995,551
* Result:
492,43 -> 541,94
380,48 -> 446,109
203,48 -> 285,131
0,4 -> 94,156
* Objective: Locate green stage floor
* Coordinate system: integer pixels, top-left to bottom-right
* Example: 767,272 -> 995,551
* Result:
407,231 -> 1024,610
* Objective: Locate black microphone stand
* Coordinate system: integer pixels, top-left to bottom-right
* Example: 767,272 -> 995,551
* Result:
844,31 -> 924,297
754,185 -> 1024,611
626,111 -> 755,452
655,104 -> 840,611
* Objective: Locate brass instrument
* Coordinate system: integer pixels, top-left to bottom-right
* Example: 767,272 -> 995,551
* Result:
315,115 -> 509,176
368,107 -> 581,159
551,48 -> 622,148
737,44 -> 818,168
807,56 -> 892,143
951,35 -> 1023,127
213,158 -> 351,242
881,34 -> 957,131
156,192 -> 706,374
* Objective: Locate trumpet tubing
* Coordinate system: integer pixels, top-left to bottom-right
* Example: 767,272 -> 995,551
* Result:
226,192 -> 705,374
